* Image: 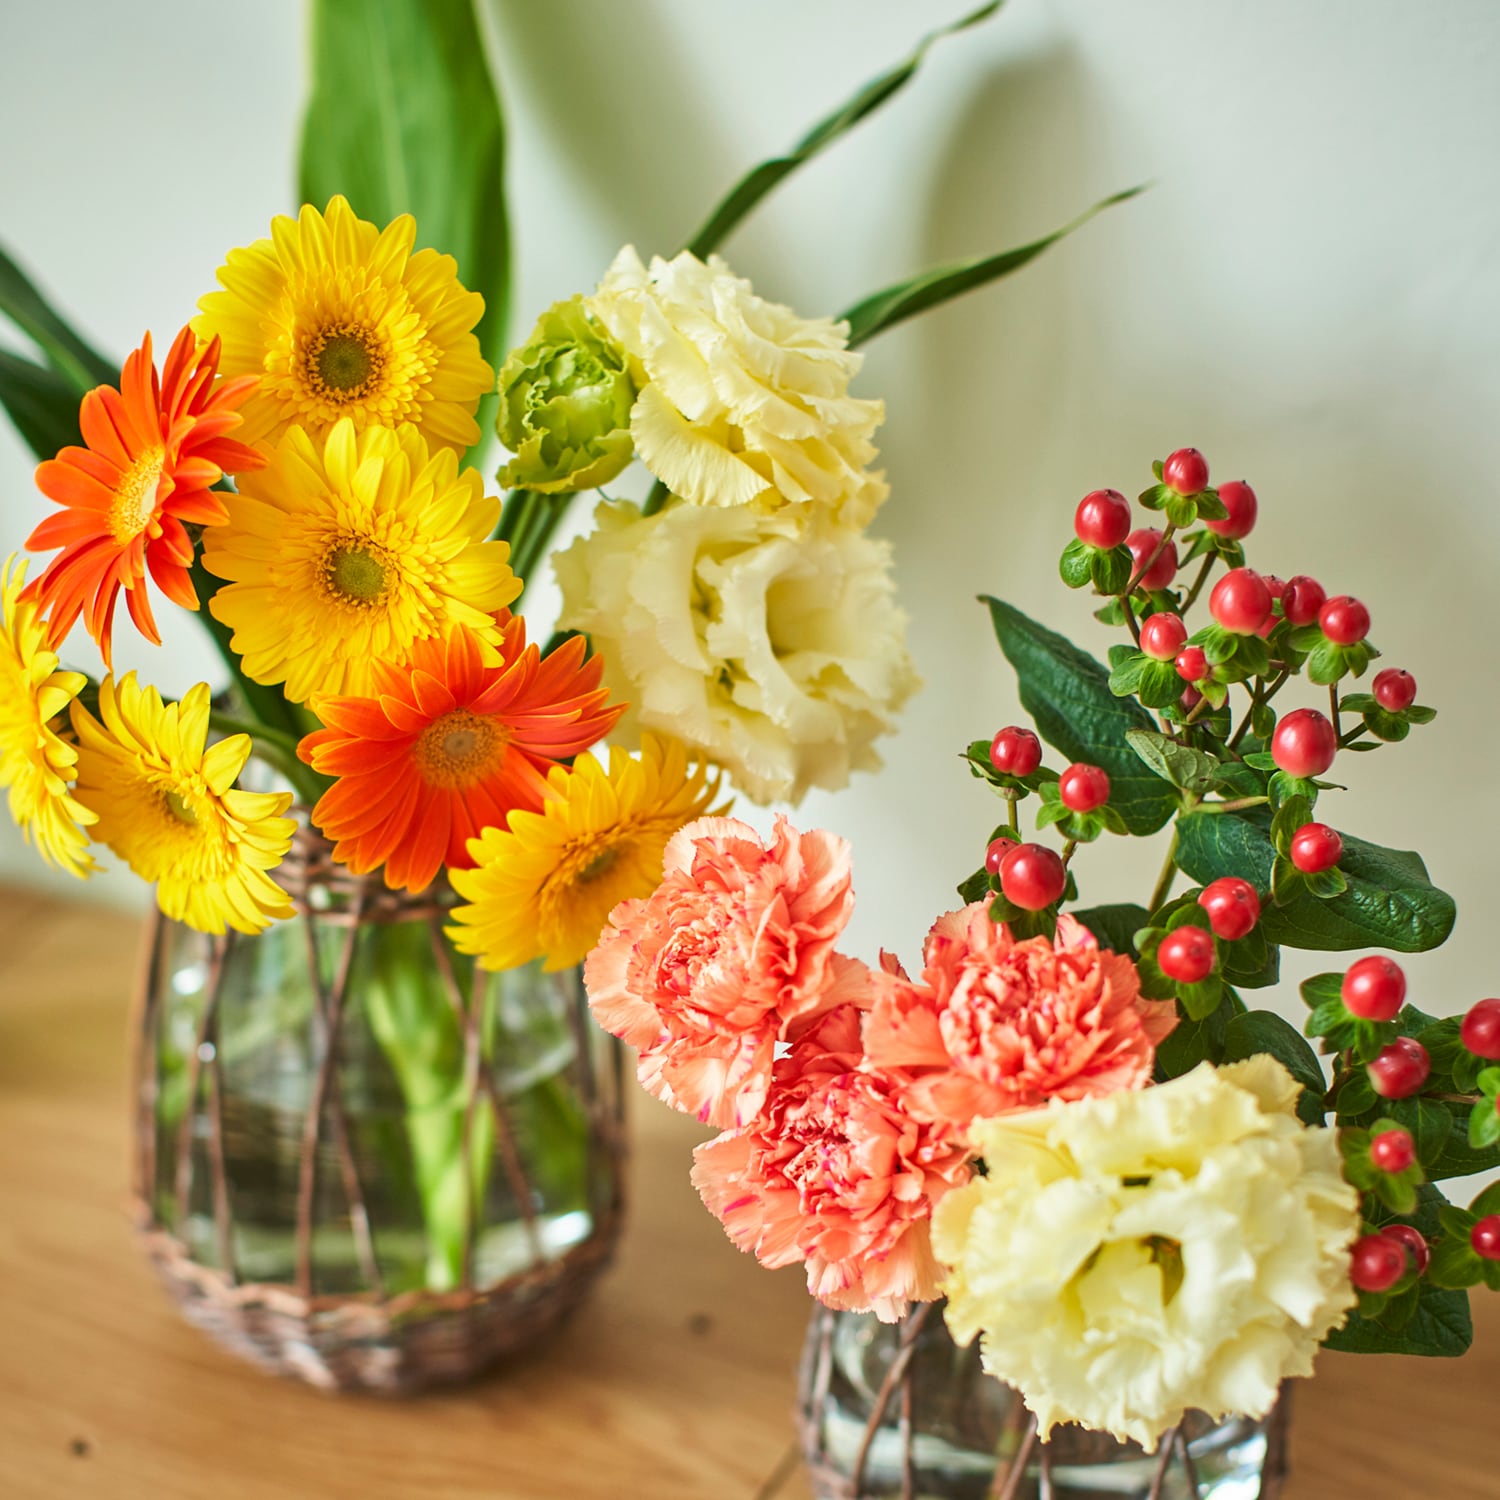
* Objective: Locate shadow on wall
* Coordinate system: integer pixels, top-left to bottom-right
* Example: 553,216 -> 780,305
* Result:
483,0 -> 733,256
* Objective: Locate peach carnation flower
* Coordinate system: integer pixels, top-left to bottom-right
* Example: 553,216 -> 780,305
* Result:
864,907 -> 1176,1126
692,1005 -> 971,1322
585,814 -> 857,1129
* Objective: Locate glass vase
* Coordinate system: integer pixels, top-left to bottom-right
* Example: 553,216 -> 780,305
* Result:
129,828 -> 627,1393
797,1303 -> 1289,1500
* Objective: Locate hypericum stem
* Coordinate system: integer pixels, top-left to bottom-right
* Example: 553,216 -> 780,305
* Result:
1180,551 -> 1218,613
1329,683 -> 1342,740
1004,789 -> 1021,837
641,478 -> 670,517
1116,524 -> 1177,649
1227,668 -> 1291,752
1339,728 -> 1373,749
1197,795 -> 1271,814
1146,822 -> 1181,914
1061,838 -> 1080,868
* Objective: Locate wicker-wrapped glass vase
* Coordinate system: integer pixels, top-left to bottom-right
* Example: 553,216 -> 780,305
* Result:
797,1304 -> 1289,1500
129,829 -> 627,1393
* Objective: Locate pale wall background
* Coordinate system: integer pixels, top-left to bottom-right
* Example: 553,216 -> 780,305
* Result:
2,0 -> 1497,1028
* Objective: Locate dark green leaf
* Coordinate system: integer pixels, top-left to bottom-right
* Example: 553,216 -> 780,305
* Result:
1222,1009 -> 1328,1123
1125,728 -> 1222,795
1334,1070 -> 1378,1117
1089,544 -> 1133,594
1177,813 -> 1456,953
1059,537 -> 1093,588
1325,1279 -> 1472,1357
0,241 -> 115,393
1220,924 -> 1280,989
300,0 -> 511,374
844,186 -> 1146,346
0,347 -> 84,458
1071,902 -> 1151,957
1405,704 -> 1437,725
957,866 -> 991,905
682,1 -> 1002,257
1387,1096 -> 1455,1164
983,597 -> 1177,835
1177,974 -> 1224,1021
1363,705 -> 1411,742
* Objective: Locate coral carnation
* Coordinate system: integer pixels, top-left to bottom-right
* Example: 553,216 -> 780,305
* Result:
864,908 -> 1176,1126
27,327 -> 262,664
585,814 -> 858,1128
692,1005 -> 971,1322
299,621 -> 622,894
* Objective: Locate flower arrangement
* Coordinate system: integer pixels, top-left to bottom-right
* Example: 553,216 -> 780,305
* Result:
587,444 -> 1496,1463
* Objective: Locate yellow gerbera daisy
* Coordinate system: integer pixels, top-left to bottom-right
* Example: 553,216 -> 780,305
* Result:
193,195 -> 495,452
201,418 -> 520,703
0,554 -> 97,877
70,675 -> 297,936
447,732 -> 727,973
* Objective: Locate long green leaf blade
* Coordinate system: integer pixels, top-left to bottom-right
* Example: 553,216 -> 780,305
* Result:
843,186 -> 1146,347
0,245 -> 115,395
0,347 -> 84,460
299,0 -> 511,369
681,1 -> 1004,259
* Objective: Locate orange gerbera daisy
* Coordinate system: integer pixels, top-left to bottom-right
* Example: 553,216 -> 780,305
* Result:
26,327 -> 263,665
299,620 -> 625,893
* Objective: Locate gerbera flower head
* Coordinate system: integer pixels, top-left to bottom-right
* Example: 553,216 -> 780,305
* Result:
70,675 -> 297,935
193,195 -> 495,452
298,622 -> 625,894
26,327 -> 263,665
0,555 -> 97,877
201,418 -> 519,703
447,732 -> 728,974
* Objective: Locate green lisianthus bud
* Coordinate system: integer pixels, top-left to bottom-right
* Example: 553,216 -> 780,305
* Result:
495,296 -> 636,493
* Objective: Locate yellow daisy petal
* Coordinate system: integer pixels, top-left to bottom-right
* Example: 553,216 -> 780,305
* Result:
69,673 -> 297,936
201,418 -> 519,703
0,555 -> 97,877
447,731 -> 728,973
193,194 -> 495,453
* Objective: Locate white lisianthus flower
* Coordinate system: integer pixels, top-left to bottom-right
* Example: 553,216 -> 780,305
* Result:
554,498 -> 918,805
587,247 -> 887,524
931,1058 -> 1360,1450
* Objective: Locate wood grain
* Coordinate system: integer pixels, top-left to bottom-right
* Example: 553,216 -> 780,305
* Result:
0,892 -> 1495,1499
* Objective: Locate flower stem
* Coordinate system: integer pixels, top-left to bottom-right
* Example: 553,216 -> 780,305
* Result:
1180,551 -> 1217,614
641,478 -> 670,517
1329,683 -> 1342,740
1146,823 -> 1180,914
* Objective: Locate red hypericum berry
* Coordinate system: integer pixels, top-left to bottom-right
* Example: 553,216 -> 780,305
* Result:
1207,479 -> 1258,539
1370,1127 -> 1417,1174
1290,821 -> 1343,873
1282,575 -> 1327,628
1272,709 -> 1337,778
1127,528 -> 1179,591
1140,612 -> 1188,661
1157,926 -> 1216,984
990,726 -> 1043,778
999,843 -> 1066,911
1319,595 -> 1371,646
984,836 -> 1019,876
1342,956 -> 1407,1021
1209,568 -> 1274,635
1460,998 -> 1500,1060
1373,669 -> 1417,713
1175,646 -> 1208,683
1350,1233 -> 1407,1293
1368,1037 -> 1431,1100
1074,489 -> 1133,550
1059,763 -> 1111,813
1381,1224 -> 1430,1276
1256,575 -> 1286,637
1163,447 -> 1209,496
1197,877 -> 1261,941
1472,1216 -> 1500,1262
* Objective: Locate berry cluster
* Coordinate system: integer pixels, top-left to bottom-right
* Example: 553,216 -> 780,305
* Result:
966,445 -> 1496,1345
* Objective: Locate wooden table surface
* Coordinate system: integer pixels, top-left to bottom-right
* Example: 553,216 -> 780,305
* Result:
0,889 -> 1495,1500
